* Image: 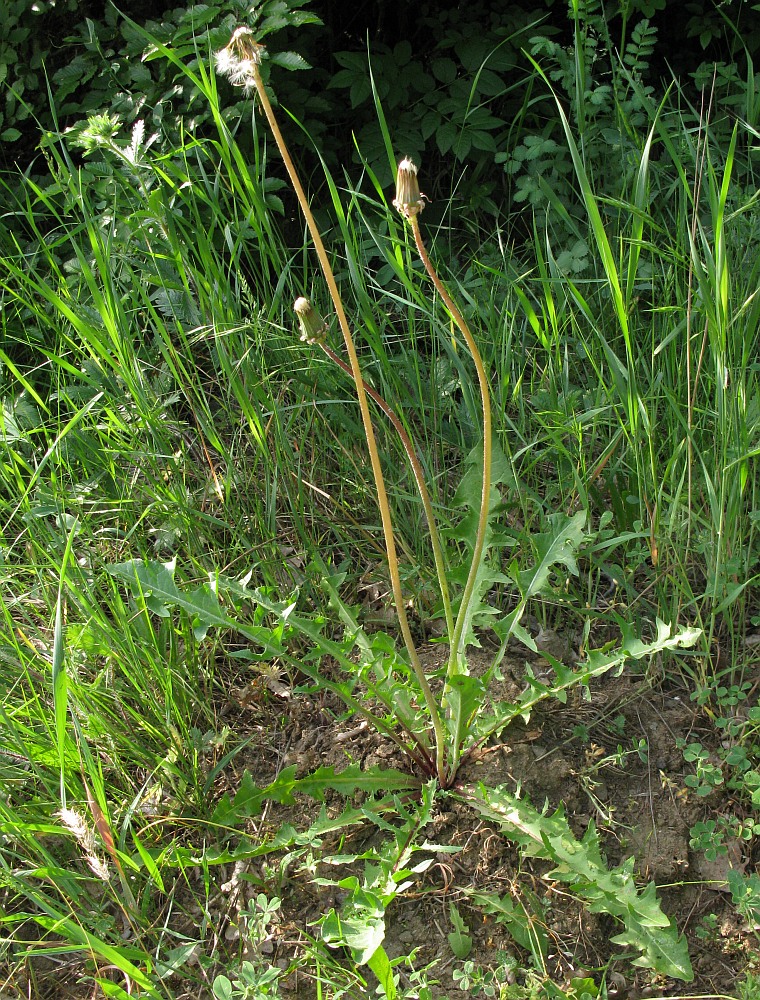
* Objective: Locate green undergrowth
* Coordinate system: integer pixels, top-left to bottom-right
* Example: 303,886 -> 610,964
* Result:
1,2 -> 759,998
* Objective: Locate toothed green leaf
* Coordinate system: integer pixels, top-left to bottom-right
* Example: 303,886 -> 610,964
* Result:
465,784 -> 693,982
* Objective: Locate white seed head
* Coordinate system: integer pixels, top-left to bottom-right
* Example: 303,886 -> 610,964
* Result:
215,26 -> 265,93
58,807 -> 89,844
58,807 -> 110,882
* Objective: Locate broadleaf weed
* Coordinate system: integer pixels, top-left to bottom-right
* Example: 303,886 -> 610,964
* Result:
208,23 -> 700,797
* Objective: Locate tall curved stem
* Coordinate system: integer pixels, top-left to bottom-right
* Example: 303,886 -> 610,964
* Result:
409,218 -> 492,682
321,343 -> 454,641
250,62 -> 447,780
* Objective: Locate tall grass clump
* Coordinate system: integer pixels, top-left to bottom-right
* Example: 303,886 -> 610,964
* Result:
0,50 -> 333,993
503,57 -> 760,690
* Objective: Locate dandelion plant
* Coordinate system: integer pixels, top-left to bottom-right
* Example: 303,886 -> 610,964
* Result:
209,25 -> 700,791
213,26 -> 502,785
215,27 -> 447,777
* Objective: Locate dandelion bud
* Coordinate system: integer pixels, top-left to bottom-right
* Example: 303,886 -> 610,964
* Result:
215,26 -> 266,92
294,297 -> 328,345
393,158 -> 425,219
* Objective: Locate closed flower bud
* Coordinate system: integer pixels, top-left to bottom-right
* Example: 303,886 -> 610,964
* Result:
393,158 -> 425,219
294,297 -> 328,345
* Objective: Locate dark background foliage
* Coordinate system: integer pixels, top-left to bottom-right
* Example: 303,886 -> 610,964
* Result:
4,0 -> 757,172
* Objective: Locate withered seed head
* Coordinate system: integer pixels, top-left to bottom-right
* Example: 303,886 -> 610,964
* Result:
393,158 -> 425,220
215,26 -> 266,92
294,297 -> 328,345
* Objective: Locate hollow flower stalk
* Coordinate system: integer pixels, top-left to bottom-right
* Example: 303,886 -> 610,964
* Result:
216,28 -> 447,779
394,159 -> 493,781
294,297 -> 454,642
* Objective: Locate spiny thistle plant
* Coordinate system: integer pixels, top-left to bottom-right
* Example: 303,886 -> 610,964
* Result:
205,25 -> 700,791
